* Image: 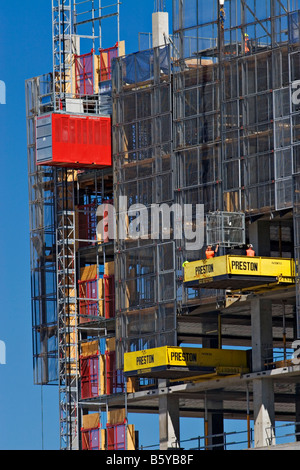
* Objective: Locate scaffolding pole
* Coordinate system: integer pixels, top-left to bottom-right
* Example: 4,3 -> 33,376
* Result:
56,168 -> 79,450
52,0 -> 73,110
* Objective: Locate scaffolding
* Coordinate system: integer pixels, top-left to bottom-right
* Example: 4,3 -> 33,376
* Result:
27,0 -> 133,451
55,168 -> 79,449
112,44 -> 176,365
52,0 -> 73,109
109,0 -> 300,449
26,74 -> 57,385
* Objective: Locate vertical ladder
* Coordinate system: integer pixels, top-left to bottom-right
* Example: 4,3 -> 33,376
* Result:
55,168 -> 79,450
52,0 -> 73,110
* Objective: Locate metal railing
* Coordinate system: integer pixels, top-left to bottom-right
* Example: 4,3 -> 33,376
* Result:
139,428 -> 253,451
139,422 -> 300,450
173,429 -> 253,451
264,348 -> 295,370
265,422 -> 300,447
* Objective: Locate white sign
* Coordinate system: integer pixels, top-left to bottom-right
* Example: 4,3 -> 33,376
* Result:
0,340 -> 6,365
292,80 -> 300,106
97,197 -> 205,251
0,80 -> 6,105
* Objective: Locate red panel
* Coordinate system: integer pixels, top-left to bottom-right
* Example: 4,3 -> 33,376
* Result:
81,428 -> 100,450
99,44 -> 118,82
80,358 -> 90,398
105,351 -> 124,395
79,277 -> 98,323
105,351 -> 115,395
41,113 -> 111,169
75,51 -> 94,96
107,427 -> 115,450
80,355 -> 99,399
104,274 -> 115,319
107,424 -> 126,450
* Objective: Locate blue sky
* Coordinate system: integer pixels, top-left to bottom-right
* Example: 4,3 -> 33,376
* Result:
0,0 -> 176,451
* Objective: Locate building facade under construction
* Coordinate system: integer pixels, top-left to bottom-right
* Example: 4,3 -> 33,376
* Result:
25,0 -> 300,450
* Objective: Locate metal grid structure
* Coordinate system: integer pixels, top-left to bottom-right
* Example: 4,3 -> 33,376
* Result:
52,0 -> 73,110
206,212 -> 245,248
55,168 -> 79,449
26,74 -> 57,385
171,0 -> 299,308
109,0 -> 300,448
27,0 -> 125,451
73,0 -> 120,50
112,44 -> 177,365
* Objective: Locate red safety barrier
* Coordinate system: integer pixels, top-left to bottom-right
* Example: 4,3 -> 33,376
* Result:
104,274 -> 115,319
81,426 -> 100,450
78,277 -> 98,322
75,50 -> 94,96
99,44 -> 118,82
105,351 -> 124,395
106,423 -> 126,450
80,354 -> 99,399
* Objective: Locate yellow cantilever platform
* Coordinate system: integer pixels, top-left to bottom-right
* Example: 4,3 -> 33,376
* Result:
124,346 -> 250,379
183,255 -> 295,291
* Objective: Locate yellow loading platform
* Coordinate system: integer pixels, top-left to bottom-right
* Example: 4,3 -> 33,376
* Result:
183,255 -> 295,291
124,346 -> 251,379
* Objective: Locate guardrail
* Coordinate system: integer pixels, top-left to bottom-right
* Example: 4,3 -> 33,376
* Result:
139,422 -> 300,450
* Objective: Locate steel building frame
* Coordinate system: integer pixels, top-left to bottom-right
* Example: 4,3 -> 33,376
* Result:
110,0 -> 300,447
112,44 -> 177,365
171,0 -> 298,307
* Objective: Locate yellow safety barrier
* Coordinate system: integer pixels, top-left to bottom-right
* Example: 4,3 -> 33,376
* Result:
183,255 -> 295,291
124,346 -> 250,379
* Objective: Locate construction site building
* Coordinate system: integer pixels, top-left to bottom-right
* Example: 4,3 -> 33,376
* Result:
25,0 -> 300,450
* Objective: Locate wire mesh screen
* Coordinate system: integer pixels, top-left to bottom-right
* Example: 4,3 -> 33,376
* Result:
26,75 -> 58,385
113,45 -> 176,360
206,212 -> 245,248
